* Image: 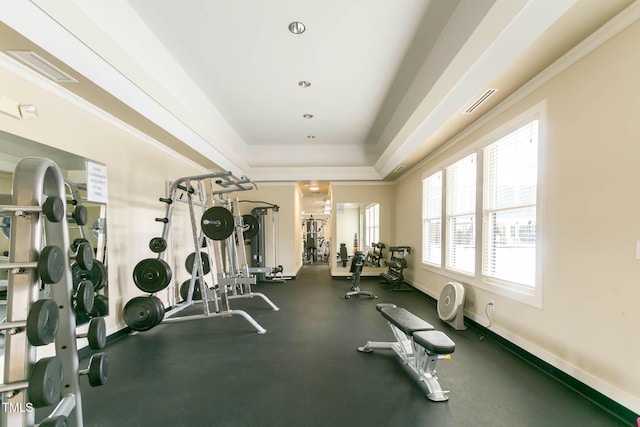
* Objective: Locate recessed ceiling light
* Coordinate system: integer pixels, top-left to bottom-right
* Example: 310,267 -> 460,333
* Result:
309,186 -> 319,191
288,22 -> 306,34
298,81 -> 311,88
303,114 -> 314,119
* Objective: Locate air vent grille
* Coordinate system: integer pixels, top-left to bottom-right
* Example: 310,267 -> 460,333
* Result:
5,50 -> 78,83
463,89 -> 497,114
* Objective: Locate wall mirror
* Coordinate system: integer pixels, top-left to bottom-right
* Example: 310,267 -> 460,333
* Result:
0,129 -> 108,328
332,202 -> 386,277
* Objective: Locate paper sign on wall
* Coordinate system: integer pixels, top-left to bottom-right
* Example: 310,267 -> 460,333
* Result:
86,161 -> 108,204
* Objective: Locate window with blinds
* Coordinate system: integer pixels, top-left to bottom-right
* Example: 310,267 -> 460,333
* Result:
422,171 -> 442,266
365,203 -> 379,247
483,120 -> 538,287
446,153 -> 476,275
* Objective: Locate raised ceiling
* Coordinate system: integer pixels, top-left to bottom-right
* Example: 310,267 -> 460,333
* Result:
0,0 -> 634,181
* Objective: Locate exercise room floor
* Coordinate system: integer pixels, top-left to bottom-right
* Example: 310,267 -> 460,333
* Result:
75,263 -> 627,426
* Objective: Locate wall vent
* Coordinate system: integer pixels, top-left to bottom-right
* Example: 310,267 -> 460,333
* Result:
5,50 -> 78,83
463,89 -> 497,114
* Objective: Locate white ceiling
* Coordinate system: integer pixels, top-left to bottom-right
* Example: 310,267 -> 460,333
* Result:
0,0 -> 632,182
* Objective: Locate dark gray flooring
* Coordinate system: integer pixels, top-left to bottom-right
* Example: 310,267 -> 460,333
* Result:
75,263 -> 627,426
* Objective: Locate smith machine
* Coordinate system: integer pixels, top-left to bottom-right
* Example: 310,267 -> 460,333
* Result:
124,171 -> 279,335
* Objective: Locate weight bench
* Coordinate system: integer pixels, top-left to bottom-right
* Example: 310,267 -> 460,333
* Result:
358,303 -> 455,401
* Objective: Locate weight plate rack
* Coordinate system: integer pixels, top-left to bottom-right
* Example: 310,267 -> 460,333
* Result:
1,158 -> 108,427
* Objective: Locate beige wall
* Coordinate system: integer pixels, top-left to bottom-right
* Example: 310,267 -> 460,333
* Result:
395,20 -> 640,412
0,66 -> 206,334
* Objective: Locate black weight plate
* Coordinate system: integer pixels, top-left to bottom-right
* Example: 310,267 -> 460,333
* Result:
73,260 -> 107,292
70,238 -> 89,253
87,317 -> 107,350
72,205 -> 88,226
39,416 -> 69,427
87,353 -> 108,387
42,196 -> 64,223
179,279 -> 203,301
123,296 -> 161,331
91,260 -> 107,291
75,242 -> 94,271
38,245 -> 65,284
75,280 -> 95,314
71,262 -> 85,292
132,258 -> 172,293
185,252 -> 210,275
28,356 -> 63,408
241,214 -> 260,240
26,299 -> 59,346
149,295 -> 165,325
91,295 -> 109,317
149,237 -> 167,253
201,206 -> 234,240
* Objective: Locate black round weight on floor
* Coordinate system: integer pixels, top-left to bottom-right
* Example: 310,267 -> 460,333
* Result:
87,353 -> 108,387
91,295 -> 109,317
72,205 -> 88,226
149,295 -> 165,324
123,296 -> 164,331
201,206 -> 234,240
185,252 -> 210,275
38,245 -> 65,284
179,279 -> 204,301
39,416 -> 69,427
26,299 -> 59,346
75,242 -> 94,271
87,317 -> 106,350
28,356 -> 63,408
149,237 -> 167,253
75,280 -> 95,314
132,258 -> 172,293
42,196 -> 64,223
242,214 -> 260,240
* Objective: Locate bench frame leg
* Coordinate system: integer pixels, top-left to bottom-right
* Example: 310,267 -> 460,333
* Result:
358,323 -> 451,402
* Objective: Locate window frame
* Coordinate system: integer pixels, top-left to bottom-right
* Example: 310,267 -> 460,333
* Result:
364,203 -> 379,249
421,170 -> 443,267
420,103 -> 545,308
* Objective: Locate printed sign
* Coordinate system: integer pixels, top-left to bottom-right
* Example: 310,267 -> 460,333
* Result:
86,161 -> 108,204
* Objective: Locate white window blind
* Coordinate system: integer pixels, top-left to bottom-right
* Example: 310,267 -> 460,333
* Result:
483,120 -> 538,287
365,204 -> 379,247
422,171 -> 442,266
446,154 -> 476,274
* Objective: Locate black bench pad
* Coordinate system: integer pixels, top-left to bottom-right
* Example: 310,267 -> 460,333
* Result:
376,303 -> 397,312
380,307 -> 433,334
413,330 -> 455,354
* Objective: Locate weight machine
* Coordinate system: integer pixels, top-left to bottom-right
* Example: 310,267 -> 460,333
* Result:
0,157 -> 108,427
124,171 -> 278,335
302,216 -> 327,263
239,201 -> 285,282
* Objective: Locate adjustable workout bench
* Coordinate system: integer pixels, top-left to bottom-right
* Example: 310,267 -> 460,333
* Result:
358,303 -> 455,401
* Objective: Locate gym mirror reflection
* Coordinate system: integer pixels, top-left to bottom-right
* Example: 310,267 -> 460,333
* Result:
332,202 -> 387,277
0,130 -> 109,330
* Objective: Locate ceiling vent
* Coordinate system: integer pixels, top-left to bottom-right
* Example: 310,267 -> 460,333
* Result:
463,89 -> 497,115
393,164 -> 406,173
5,50 -> 78,83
